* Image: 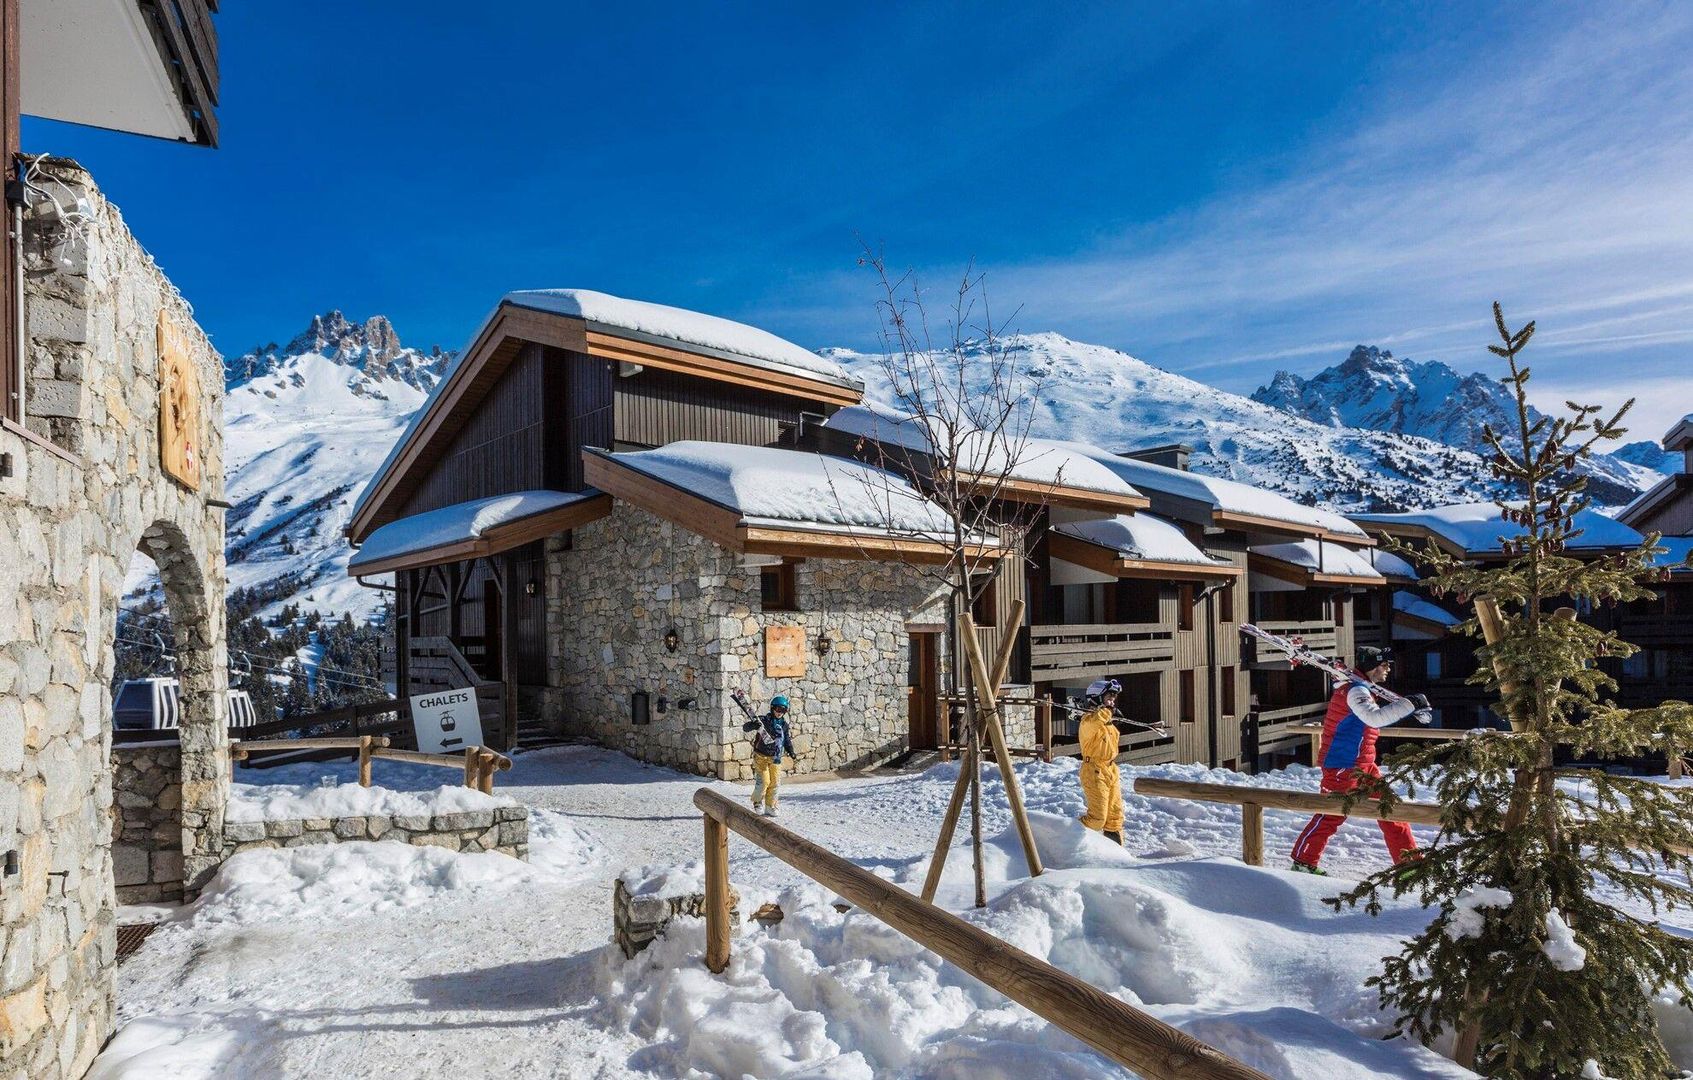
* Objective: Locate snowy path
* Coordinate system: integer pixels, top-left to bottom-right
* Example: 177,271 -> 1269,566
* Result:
96,747 -> 1693,1078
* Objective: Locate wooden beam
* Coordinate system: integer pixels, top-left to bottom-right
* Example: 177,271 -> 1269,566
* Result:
948,471 -> 1152,514
704,814 -> 731,973
584,453 -> 744,549
1132,776 -> 1445,826
1212,510 -> 1376,547
584,329 -> 860,408
1048,532 -> 1241,582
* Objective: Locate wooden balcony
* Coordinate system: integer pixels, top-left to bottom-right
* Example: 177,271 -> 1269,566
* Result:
1253,700 -> 1328,751
1617,614 -> 1693,649
1243,620 -> 1337,669
1354,620 -> 1387,648
1029,622 -> 1176,683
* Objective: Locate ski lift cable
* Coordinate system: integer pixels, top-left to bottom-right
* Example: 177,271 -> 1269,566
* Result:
116,607 -> 387,689
113,633 -> 386,694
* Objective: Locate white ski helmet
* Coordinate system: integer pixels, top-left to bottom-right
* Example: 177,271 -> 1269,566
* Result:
1085,678 -> 1122,701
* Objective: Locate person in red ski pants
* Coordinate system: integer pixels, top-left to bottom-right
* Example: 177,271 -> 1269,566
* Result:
1290,646 -> 1431,874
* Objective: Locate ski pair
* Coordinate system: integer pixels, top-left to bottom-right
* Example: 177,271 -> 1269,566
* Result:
1238,623 -> 1406,703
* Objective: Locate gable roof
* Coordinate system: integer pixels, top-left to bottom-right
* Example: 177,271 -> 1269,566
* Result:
1664,413 -> 1693,453
1049,514 -> 1241,581
348,490 -> 610,576
1354,502 -> 1644,557
349,291 -> 862,542
1249,540 -> 1386,586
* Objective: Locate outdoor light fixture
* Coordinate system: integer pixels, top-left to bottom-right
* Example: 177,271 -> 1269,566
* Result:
663,627 -> 679,652
816,631 -> 833,657
525,580 -> 537,596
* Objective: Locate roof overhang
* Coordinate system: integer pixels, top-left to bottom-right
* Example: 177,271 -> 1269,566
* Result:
1664,415 -> 1693,453
1247,551 -> 1385,588
348,493 -> 611,577
584,451 -> 1002,565
22,0 -> 220,147
1393,610 -> 1455,638
1617,474 -> 1692,531
1047,531 -> 1242,583
349,300 -> 864,543
950,470 -> 1152,514
1361,521 -> 1469,558
1211,508 -> 1374,546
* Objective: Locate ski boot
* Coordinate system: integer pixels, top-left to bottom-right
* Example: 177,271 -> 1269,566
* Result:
1103,829 -> 1123,846
1290,860 -> 1327,876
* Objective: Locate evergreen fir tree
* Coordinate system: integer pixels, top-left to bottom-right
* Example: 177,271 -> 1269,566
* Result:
1336,304 -> 1693,1077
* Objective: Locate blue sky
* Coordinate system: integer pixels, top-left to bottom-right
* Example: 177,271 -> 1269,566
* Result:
25,2 -> 1693,440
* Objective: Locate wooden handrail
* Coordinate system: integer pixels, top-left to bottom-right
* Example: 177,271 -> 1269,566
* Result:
693,788 -> 1272,1080
230,735 -> 390,758
231,737 -> 509,792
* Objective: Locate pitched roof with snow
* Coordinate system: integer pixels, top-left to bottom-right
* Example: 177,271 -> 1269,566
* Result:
1365,548 -> 1421,581
1249,540 -> 1385,583
1663,413 -> 1693,452
1353,502 -> 1644,556
348,490 -> 607,574
823,403 -> 1148,507
1048,443 -> 1369,540
1055,514 -> 1229,568
1393,590 -> 1461,627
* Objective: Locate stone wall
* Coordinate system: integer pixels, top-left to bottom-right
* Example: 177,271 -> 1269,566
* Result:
222,805 -> 529,861
545,503 -> 945,780
613,877 -> 737,959
0,159 -> 227,1080
110,743 -> 183,904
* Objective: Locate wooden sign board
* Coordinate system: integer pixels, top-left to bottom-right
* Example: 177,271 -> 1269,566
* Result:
157,312 -> 202,491
764,625 -> 807,678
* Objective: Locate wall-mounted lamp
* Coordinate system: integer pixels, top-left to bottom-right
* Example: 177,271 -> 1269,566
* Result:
663,627 -> 680,652
3,849 -> 17,877
0,453 -> 14,479
525,580 -> 538,596
816,631 -> 833,657
677,696 -> 697,711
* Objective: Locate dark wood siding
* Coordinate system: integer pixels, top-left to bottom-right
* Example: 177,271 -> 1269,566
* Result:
398,343 -> 549,518
508,541 -> 547,685
564,349 -> 614,491
613,366 -> 820,449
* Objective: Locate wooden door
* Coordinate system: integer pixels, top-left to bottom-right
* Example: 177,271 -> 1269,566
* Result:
907,632 -> 940,750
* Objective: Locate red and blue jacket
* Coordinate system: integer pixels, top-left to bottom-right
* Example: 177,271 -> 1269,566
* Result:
1318,676 -> 1418,771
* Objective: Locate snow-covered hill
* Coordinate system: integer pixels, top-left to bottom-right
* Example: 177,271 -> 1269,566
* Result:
1251,344 -> 1663,506
218,314 -> 450,622
829,333 -> 1528,513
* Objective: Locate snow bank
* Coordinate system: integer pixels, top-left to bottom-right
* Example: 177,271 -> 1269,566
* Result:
600,441 -> 956,535
506,288 -> 852,384
225,780 -> 513,823
85,1016 -> 235,1080
1056,513 -> 1229,568
1355,501 -> 1643,555
349,489 -> 598,571
527,808 -> 609,886
1250,539 -> 1384,581
618,859 -> 705,900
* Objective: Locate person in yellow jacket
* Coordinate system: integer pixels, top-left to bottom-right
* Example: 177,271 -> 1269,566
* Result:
1077,678 -> 1125,845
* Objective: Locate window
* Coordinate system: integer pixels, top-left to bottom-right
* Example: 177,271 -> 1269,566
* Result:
1221,666 -> 1237,716
1113,579 -> 1160,624
1218,581 -> 1234,624
1333,595 -> 1347,626
1179,669 -> 1195,723
970,574 -> 998,627
1178,584 -> 1194,632
1426,652 -> 1443,679
760,562 -> 797,612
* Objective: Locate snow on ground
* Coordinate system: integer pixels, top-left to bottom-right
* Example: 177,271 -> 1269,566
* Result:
99,746 -> 1693,1078
225,777 -> 513,823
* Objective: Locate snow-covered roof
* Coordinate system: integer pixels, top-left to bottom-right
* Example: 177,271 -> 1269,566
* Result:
1055,514 -> 1230,568
1664,413 -> 1693,452
1250,540 -> 1385,582
1366,548 -> 1420,581
504,289 -> 852,386
348,490 -> 601,573
1393,590 -> 1461,627
1048,442 -> 1368,539
1353,502 -> 1644,556
599,441 -> 955,536
824,403 -> 1147,503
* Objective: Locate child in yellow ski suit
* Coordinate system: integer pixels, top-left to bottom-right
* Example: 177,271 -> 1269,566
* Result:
1078,679 -> 1124,845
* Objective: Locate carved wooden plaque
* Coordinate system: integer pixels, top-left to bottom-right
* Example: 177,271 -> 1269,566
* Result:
764,625 -> 806,678
158,312 -> 202,490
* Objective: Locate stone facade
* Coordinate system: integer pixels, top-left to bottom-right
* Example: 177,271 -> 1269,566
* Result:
222,805 -> 529,861
110,743 -> 184,904
0,159 -> 228,1079
613,877 -> 737,959
546,503 -> 945,780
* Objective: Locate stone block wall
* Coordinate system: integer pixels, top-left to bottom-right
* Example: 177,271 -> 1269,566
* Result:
613,877 -> 737,958
222,805 -> 529,861
0,159 -> 228,1080
545,503 -> 946,780
110,743 -> 184,904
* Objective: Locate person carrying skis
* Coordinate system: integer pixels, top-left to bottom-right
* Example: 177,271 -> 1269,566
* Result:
1291,646 -> 1432,874
744,694 -> 796,818
1077,679 -> 1125,845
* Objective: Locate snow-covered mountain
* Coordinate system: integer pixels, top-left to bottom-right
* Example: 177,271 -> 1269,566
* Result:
1251,345 -> 1662,506
216,314 -> 451,622
828,332 -> 1662,515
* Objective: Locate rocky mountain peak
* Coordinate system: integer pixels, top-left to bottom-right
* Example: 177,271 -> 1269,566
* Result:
226,312 -> 451,393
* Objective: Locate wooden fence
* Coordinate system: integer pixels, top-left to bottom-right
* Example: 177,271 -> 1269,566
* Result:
1288,722 -> 1689,779
230,735 -> 512,793
692,788 -> 1272,1080
937,694 -> 1054,763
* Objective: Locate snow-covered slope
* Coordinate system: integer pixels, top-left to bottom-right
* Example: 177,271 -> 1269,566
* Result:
1252,344 -> 1663,506
828,333 -> 1521,514
219,314 -> 450,622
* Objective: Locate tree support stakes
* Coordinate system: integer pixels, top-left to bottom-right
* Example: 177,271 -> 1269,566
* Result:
704,813 -> 730,973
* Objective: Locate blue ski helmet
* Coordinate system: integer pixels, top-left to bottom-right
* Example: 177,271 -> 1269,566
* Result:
770,695 -> 790,710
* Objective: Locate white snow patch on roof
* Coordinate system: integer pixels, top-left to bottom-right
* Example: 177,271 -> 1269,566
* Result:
1366,548 -> 1421,580
1056,514 -> 1225,567
1052,442 -> 1368,537
349,490 -> 596,572
505,288 -> 852,385
1393,590 -> 1461,627
823,403 -> 1146,500
1355,502 -> 1643,554
225,780 -> 514,824
1250,540 -> 1384,581
604,441 -> 954,535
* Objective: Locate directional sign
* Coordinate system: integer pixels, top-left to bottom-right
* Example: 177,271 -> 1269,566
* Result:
409,687 -> 483,754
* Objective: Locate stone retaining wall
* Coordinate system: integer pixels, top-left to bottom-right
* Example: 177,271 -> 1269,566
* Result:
613,877 -> 738,958
222,805 -> 529,861
110,743 -> 183,904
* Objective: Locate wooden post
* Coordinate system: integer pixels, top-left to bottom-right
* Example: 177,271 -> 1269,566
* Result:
1473,596 -> 1521,731
1241,802 -> 1264,867
358,735 -> 373,788
1039,697 -> 1053,763
703,813 -> 731,973
477,749 -> 497,794
1672,755 -> 1686,781
464,747 -> 478,788
961,611 -> 1043,880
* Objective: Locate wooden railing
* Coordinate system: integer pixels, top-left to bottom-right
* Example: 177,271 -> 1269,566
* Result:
1029,621 -> 1176,682
692,788 -> 1271,1080
230,736 -> 513,793
1132,776 -> 1443,866
1243,621 -> 1337,666
1287,722 -> 1689,779
937,694 -> 1054,763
